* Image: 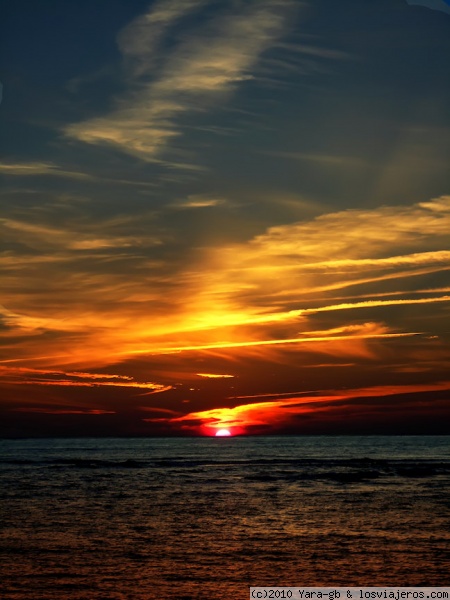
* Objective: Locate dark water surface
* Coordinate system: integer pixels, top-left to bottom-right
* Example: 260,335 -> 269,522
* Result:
1,436 -> 449,599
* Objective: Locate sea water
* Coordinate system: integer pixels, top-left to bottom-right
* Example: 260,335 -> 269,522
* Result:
0,436 -> 449,599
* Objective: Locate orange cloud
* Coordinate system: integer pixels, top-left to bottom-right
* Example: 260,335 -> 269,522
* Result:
157,381 -> 450,436
0,365 -> 170,393
1,197 -> 449,382
196,373 -> 235,378
12,408 -> 116,415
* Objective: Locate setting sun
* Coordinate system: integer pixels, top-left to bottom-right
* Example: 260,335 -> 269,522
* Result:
215,429 -> 232,437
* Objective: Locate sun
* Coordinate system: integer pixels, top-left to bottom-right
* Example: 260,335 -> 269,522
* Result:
215,429 -> 231,437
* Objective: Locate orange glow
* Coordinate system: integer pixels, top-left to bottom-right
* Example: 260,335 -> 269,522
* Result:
150,381 -> 450,436
2,199 -> 450,371
2,197 -> 450,436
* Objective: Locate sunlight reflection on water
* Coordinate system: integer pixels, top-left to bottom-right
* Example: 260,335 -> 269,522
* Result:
0,436 -> 449,598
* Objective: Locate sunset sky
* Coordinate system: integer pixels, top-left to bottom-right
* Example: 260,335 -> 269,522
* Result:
1,0 -> 449,437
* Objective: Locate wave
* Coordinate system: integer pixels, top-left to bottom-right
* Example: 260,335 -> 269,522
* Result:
1,456 -> 449,482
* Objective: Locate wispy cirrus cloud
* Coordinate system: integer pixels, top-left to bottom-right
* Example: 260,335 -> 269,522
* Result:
125,328 -> 419,356
0,161 -> 156,187
1,195 -> 449,369
117,0 -> 209,75
0,365 -> 170,393
191,196 -> 450,311
12,408 -> 116,415
197,373 -> 235,379
264,151 -> 367,168
170,194 -> 226,209
0,162 -> 70,176
65,0 -> 296,163
0,213 -> 161,254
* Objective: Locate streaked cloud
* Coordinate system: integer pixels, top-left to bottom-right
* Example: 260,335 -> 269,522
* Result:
117,0 -> 208,71
197,373 -> 235,379
306,296 -> 450,314
149,381 -> 450,435
65,0 -> 296,163
265,151 -> 367,168
126,327 -> 419,356
170,194 -> 226,209
0,161 -> 156,187
12,408 -> 116,415
1,195 -> 449,369
0,162 -> 65,176
0,365 -> 170,393
0,213 -> 161,255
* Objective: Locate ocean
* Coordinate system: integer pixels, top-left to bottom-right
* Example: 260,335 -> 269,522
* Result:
0,436 -> 449,599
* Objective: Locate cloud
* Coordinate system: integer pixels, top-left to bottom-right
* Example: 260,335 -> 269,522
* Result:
247,196 -> 450,261
190,196 -> 450,314
0,162 -> 61,176
0,365 -> 170,393
0,161 -> 156,187
148,196 -> 450,333
117,0 -> 209,76
306,295 -> 450,315
65,0 -> 296,163
170,194 -> 226,209
197,373 -> 234,378
0,214 -> 161,255
265,151 -> 367,168
157,381 -> 450,435
158,381 -> 450,435
405,0 -> 450,16
2,195 -> 449,369
12,408 -> 116,415
125,325 -> 418,356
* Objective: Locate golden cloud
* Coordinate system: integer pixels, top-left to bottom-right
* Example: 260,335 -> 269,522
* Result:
65,0 -> 296,162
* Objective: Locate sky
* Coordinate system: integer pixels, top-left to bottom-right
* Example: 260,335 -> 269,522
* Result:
1,0 -> 449,437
